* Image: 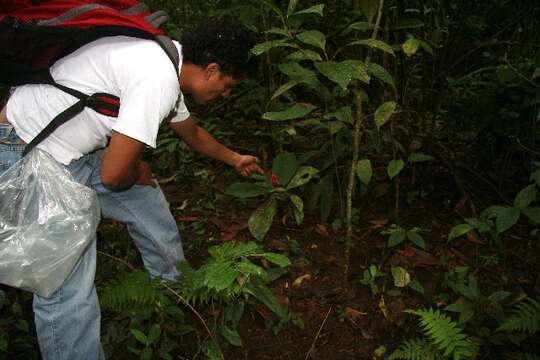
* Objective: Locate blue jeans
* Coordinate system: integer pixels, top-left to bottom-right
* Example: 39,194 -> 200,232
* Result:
0,124 -> 184,359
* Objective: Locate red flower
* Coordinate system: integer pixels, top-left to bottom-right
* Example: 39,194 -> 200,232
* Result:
271,173 -> 279,186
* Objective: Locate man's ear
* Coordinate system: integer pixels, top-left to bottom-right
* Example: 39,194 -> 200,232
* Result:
205,63 -> 221,79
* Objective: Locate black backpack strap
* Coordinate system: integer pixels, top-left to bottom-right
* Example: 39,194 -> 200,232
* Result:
23,81 -> 120,156
155,35 -> 179,73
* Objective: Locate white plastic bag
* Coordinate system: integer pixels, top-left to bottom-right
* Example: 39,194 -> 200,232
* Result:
0,149 -> 100,297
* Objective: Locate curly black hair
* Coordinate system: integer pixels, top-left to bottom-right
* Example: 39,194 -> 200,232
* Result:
181,19 -> 257,79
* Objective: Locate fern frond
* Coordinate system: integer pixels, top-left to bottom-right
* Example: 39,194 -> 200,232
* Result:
408,308 -> 478,360
498,298 -> 540,334
99,271 -> 163,312
388,337 -> 439,360
511,353 -> 540,360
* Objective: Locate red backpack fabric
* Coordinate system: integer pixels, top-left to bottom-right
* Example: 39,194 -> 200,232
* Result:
0,0 -> 180,156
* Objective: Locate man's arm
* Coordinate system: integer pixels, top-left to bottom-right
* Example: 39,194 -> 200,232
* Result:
170,117 -> 263,177
100,131 -> 147,191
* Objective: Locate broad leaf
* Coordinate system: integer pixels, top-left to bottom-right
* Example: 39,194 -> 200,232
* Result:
293,4 -> 324,16
285,49 -> 323,62
356,159 -> 373,185
523,207 -> 540,225
272,152 -> 298,186
448,224 -> 474,241
348,21 -> 373,31
261,252 -> 292,267
205,261 -> 236,291
393,18 -> 425,30
326,106 -> 353,124
314,60 -> 370,90
262,103 -> 316,121
407,230 -> 426,249
391,266 -> 411,287
279,62 -> 319,85
219,325 -> 242,347
290,194 -> 304,225
297,30 -> 326,50
248,198 -> 277,241
287,0 -> 299,16
495,207 -> 520,234
252,40 -> 296,56
260,0 -> 284,19
402,36 -> 420,56
408,279 -> 424,294
271,80 -> 302,100
265,27 -> 290,37
130,329 -> 148,346
358,0 -> 379,23
533,67 -> 540,80
287,166 -> 319,189
244,278 -> 289,321
147,325 -> 161,345
367,62 -> 395,88
388,228 -> 406,247
387,159 -> 404,179
513,184 -> 537,210
408,152 -> 435,162
348,39 -> 395,56
375,101 -> 397,129
225,183 -> 269,198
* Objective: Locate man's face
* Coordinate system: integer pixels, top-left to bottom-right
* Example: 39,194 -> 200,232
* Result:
190,63 -> 241,104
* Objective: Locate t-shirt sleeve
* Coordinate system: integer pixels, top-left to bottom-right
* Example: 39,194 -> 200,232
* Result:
109,42 -> 180,148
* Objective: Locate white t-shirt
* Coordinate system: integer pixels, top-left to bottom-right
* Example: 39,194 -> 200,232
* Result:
6,36 -> 190,165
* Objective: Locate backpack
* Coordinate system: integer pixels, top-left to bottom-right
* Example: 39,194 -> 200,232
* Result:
0,0 -> 180,155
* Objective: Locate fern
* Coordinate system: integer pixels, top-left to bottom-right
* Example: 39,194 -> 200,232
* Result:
99,271 -> 164,312
407,308 -> 479,360
498,297 -> 540,334
388,338 -> 439,360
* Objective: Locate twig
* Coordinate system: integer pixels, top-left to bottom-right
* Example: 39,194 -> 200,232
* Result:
97,250 -> 225,360
305,306 -> 332,360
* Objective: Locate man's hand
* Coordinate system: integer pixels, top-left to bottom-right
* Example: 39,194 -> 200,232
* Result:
135,161 -> 157,187
233,154 -> 264,177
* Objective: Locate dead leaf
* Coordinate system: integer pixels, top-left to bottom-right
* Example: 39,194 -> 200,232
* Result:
345,307 -> 367,326
260,259 -> 269,269
466,230 -> 486,245
277,295 -> 290,310
378,295 -> 389,319
395,246 -> 439,268
175,216 -> 200,222
292,274 -> 312,287
368,219 -> 389,229
315,224 -> 329,237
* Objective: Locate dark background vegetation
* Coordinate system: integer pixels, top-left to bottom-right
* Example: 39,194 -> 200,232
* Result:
1,1 -> 539,359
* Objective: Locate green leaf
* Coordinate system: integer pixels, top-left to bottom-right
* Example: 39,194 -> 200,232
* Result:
348,21 -> 373,31
265,27 -> 290,37
260,252 -> 291,267
448,224 -> 474,241
279,62 -> 319,85
408,279 -> 425,294
284,49 -> 323,62
260,0 -> 284,19
286,166 -> 319,190
523,207 -> 540,225
130,329 -> 149,346
402,36 -> 420,56
393,18 -> 425,30
488,291 -> 511,303
272,152 -> 298,186
514,184 -> 537,210
205,261 -> 236,291
271,80 -> 302,101
391,266 -> 411,287
408,152 -> 435,162
375,101 -> 397,129
388,228 -> 406,247
356,159 -> 373,186
348,39 -> 395,56
141,347 -> 153,360
407,230 -> 426,249
290,194 -> 304,225
287,0 -> 299,16
248,198 -> 277,241
326,106 -> 353,124
147,325 -> 161,345
314,60 -> 370,90
220,325 -> 243,346
262,103 -> 316,121
252,40 -> 295,56
296,30 -> 326,50
533,67 -> 540,80
387,159 -> 404,179
358,0 -> 379,23
293,4 -> 324,16
366,63 -> 395,88
236,260 -> 265,277
495,207 -> 521,234
244,278 -> 289,321
225,183 -> 269,198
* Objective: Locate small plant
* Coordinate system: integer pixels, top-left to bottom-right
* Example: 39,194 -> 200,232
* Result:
360,264 -> 385,295
225,152 -> 318,241
381,224 -> 426,249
